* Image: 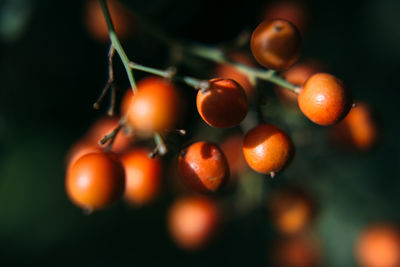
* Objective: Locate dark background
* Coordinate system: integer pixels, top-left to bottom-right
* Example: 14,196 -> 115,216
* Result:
1,0 -> 400,266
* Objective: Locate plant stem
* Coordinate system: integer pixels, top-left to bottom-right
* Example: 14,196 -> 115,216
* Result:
99,0 -> 137,93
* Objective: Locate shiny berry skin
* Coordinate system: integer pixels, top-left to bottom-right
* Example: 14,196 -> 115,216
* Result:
120,148 -> 162,206
178,141 -> 229,194
298,73 -> 352,125
168,196 -> 219,250
330,102 -> 380,151
126,77 -> 180,135
243,124 -> 294,175
356,224 -> 400,267
197,78 -> 248,128
66,140 -> 103,170
251,19 -> 301,71
65,151 -> 125,211
214,53 -> 257,99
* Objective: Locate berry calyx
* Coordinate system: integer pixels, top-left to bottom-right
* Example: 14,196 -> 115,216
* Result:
196,78 -> 248,128
243,124 -> 294,176
298,73 -> 352,125
178,141 -> 229,194
251,19 -> 302,71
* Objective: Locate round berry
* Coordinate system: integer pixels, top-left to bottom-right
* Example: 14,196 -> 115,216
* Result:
126,76 -> 180,135
197,78 -> 248,128
168,196 -> 219,250
298,73 -> 352,125
356,224 -> 400,267
178,141 -> 229,194
120,148 -> 162,206
330,102 -> 380,151
251,19 -> 301,71
243,124 -> 294,176
66,151 -> 125,211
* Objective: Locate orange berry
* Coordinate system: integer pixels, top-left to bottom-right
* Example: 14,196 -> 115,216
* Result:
120,148 -> 162,206
168,196 -> 219,250
356,224 -> 400,267
275,61 -> 321,107
330,102 -> 380,151
66,151 -> 125,211
251,19 -> 301,71
298,73 -> 352,125
220,132 -> 247,176
243,124 -> 294,175
262,0 -> 309,36
126,77 -> 180,135
197,78 -> 248,128
84,0 -> 133,41
214,53 -> 256,99
272,234 -> 322,267
178,141 -> 229,194
269,186 -> 315,235
86,116 -> 132,153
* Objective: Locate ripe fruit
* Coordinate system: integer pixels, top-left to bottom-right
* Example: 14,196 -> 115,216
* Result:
250,19 -> 301,71
66,151 -> 125,211
86,116 -> 132,153
243,124 -> 294,176
168,196 -> 219,250
272,234 -> 322,267
262,0 -> 309,35
120,148 -> 162,206
298,73 -> 352,125
269,186 -> 315,235
356,224 -> 400,267
178,141 -> 229,194
196,78 -> 248,128
214,53 -> 256,99
126,76 -> 180,135
330,102 -> 379,151
84,0 -> 133,41
275,61 -> 321,108
220,132 -> 247,176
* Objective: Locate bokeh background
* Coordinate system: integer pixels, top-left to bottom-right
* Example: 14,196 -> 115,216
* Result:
1,0 -> 400,266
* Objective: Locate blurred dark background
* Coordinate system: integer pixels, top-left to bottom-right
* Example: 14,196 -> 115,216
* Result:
1,0 -> 400,266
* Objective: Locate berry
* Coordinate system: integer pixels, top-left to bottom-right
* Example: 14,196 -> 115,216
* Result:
330,102 -> 379,151
298,73 -> 352,125
243,124 -> 294,176
268,186 -> 315,235
120,148 -> 162,206
66,151 -> 125,211
356,224 -> 400,267
66,140 -> 103,170
126,76 -> 180,135
250,19 -> 301,71
214,52 -> 256,99
197,78 -> 248,128
178,141 -> 229,194
220,132 -> 247,176
168,196 -> 219,250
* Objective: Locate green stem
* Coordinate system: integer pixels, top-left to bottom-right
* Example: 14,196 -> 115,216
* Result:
129,62 -> 172,78
187,44 -> 298,92
99,0 -> 137,93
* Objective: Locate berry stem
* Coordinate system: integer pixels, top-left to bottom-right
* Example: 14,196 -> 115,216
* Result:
99,0 -> 137,93
99,117 -> 126,151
